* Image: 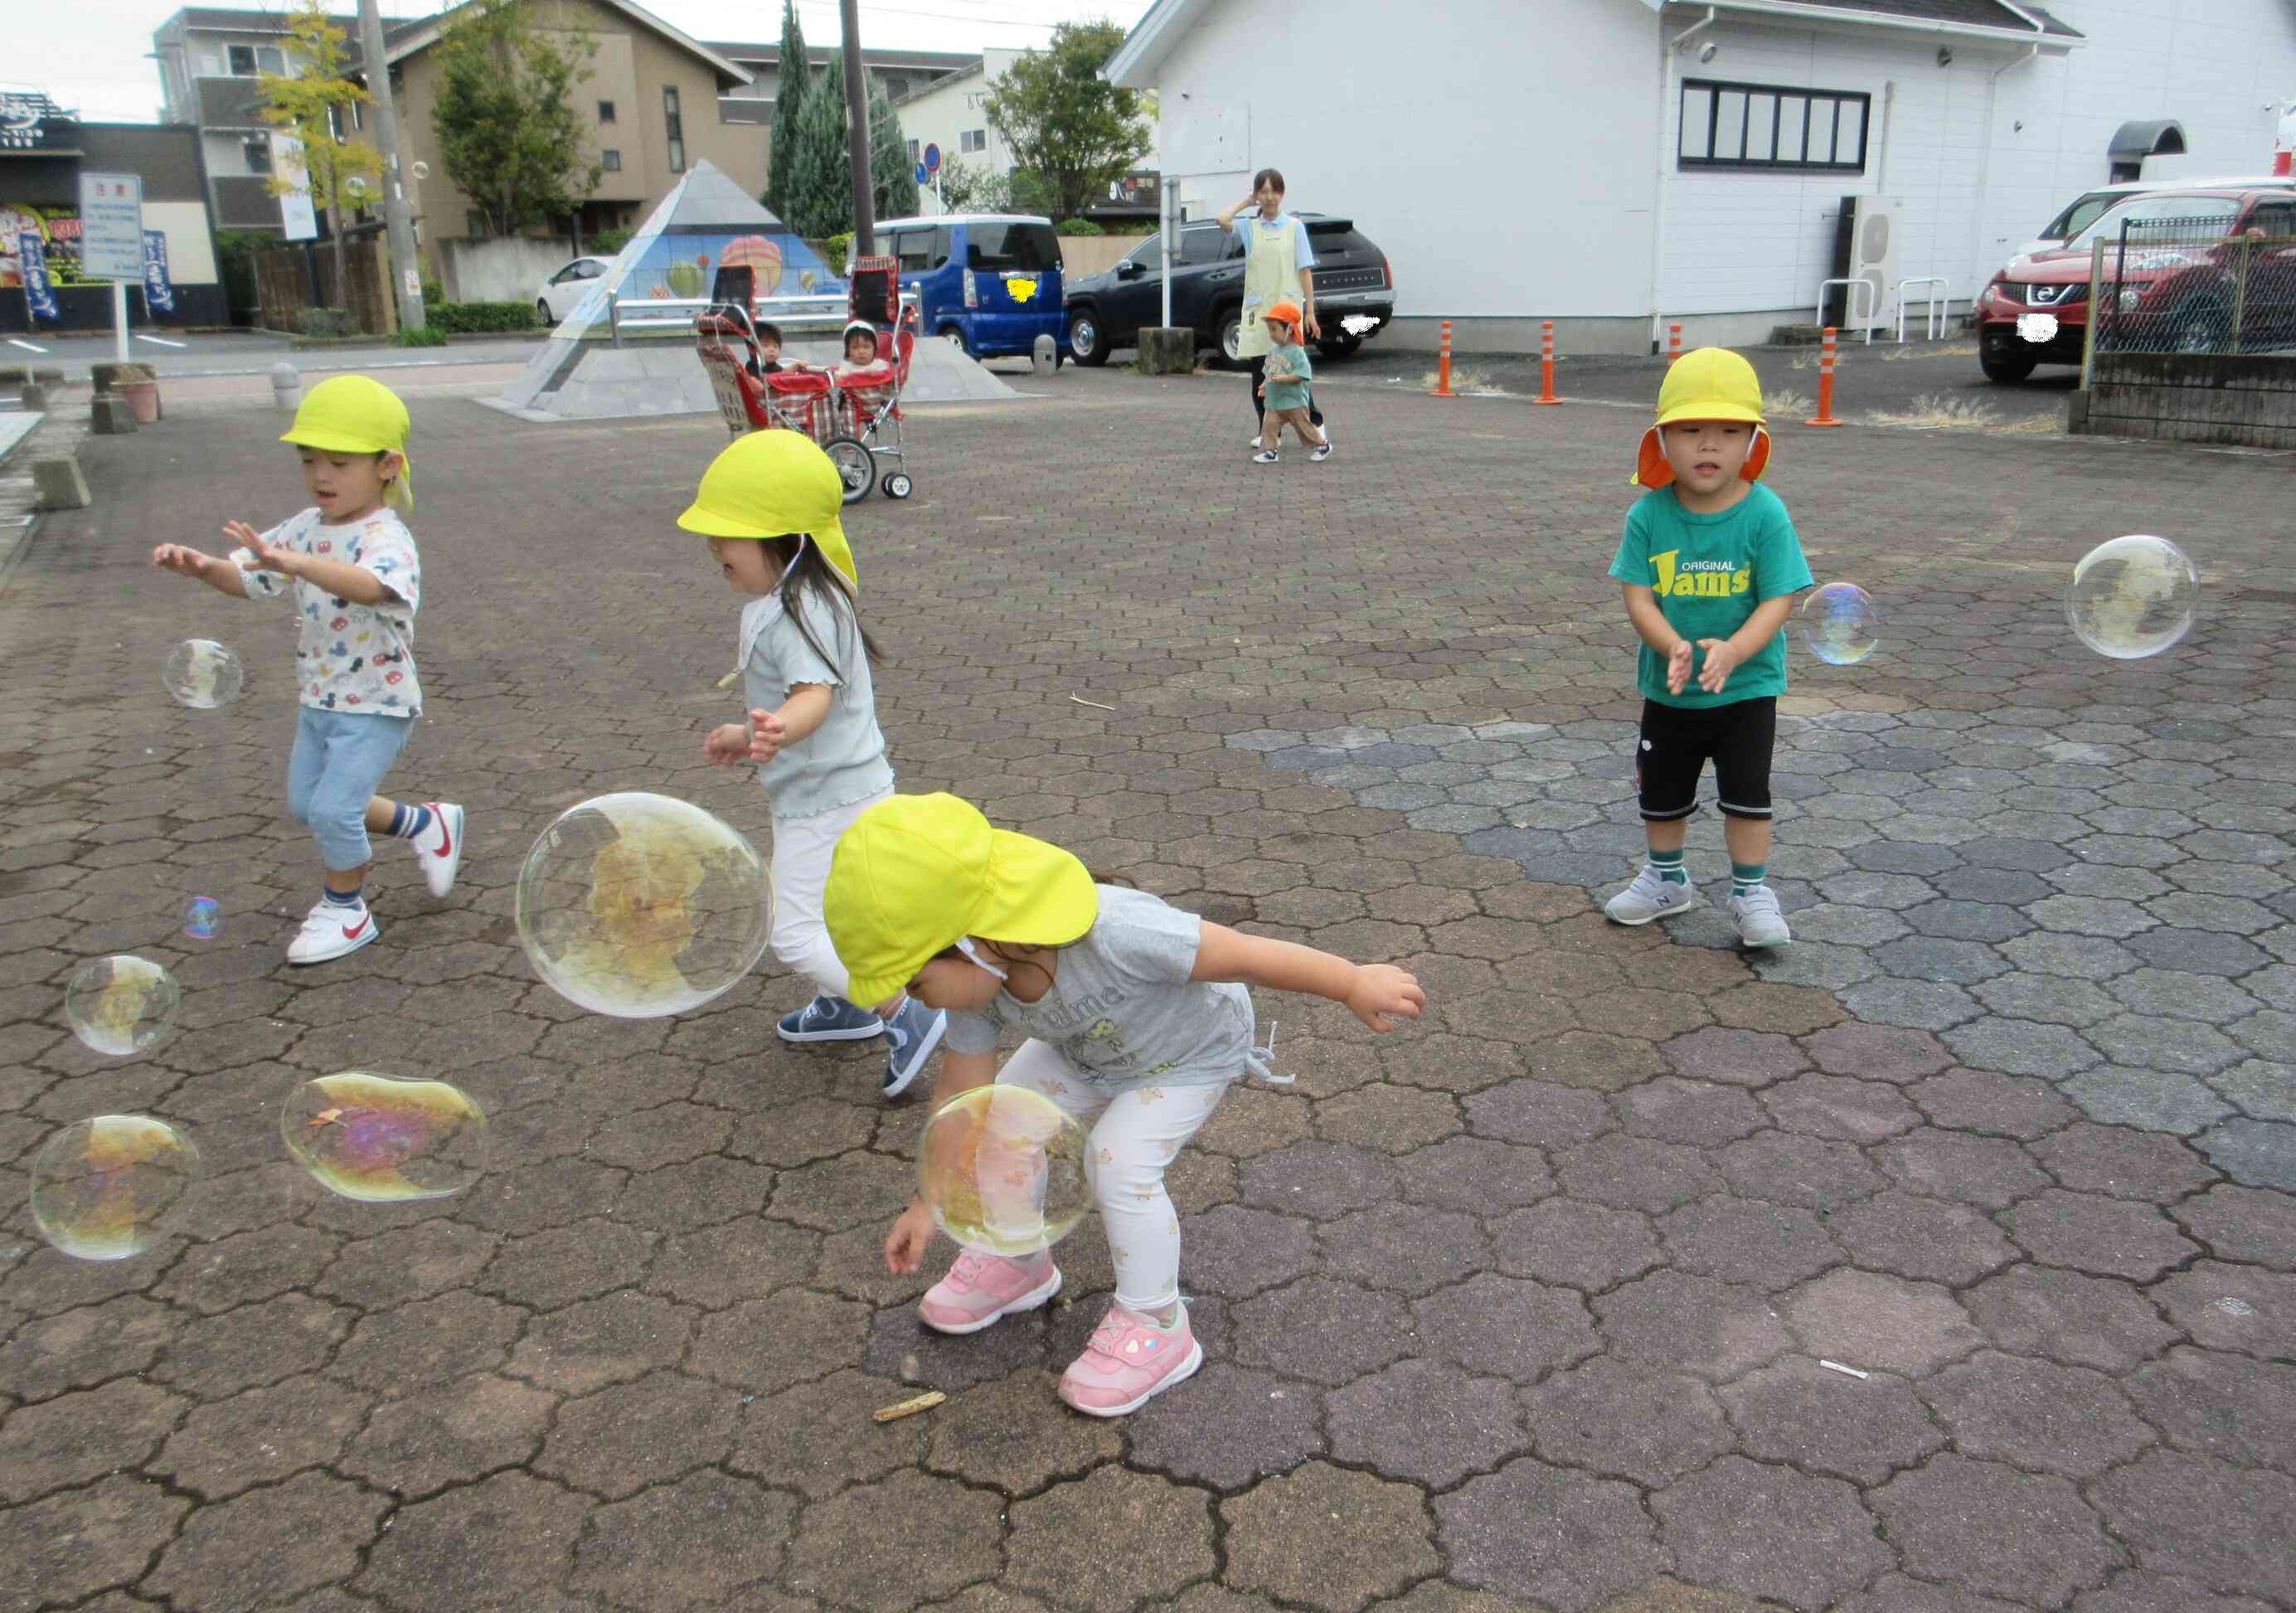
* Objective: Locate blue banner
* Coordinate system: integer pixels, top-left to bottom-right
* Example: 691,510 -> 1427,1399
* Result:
17,231 -> 56,321
142,229 -> 174,314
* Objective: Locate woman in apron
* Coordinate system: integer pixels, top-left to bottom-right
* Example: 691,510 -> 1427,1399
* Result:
1218,169 -> 1328,449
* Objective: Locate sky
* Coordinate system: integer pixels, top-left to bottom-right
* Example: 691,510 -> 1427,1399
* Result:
9,0 -> 1155,125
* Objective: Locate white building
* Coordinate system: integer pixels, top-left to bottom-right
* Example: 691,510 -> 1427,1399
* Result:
896,46 -> 1163,221
1104,0 -> 2296,353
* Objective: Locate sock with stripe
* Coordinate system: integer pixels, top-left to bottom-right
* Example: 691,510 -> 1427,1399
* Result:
1648,848 -> 1688,887
322,884 -> 364,908
386,802 -> 434,841
1731,861 -> 1767,897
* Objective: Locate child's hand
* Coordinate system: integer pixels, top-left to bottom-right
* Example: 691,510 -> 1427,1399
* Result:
1346,964 -> 1426,1032
151,543 -> 211,579
1694,638 -> 1742,694
226,521 -> 298,576
884,1199 -> 938,1275
703,722 -> 751,765
1665,639 -> 1696,696
1255,381 -> 1267,397
748,709 -> 785,765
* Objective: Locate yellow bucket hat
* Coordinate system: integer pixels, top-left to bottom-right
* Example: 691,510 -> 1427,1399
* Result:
677,430 -> 857,590
281,374 -> 414,512
1632,347 -> 1771,488
825,793 -> 1099,1010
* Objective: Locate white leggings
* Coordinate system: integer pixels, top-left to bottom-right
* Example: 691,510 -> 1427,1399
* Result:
998,1039 -> 1231,1314
766,787 -> 893,1002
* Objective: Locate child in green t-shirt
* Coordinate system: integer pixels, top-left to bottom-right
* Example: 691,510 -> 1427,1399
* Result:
1604,347 -> 1813,948
1252,300 -> 1332,464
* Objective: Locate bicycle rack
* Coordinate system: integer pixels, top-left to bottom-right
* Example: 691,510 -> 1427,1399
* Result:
1896,277 -> 1950,343
1814,276 -> 1877,344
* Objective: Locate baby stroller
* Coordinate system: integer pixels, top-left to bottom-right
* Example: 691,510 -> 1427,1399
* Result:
694,259 -> 918,504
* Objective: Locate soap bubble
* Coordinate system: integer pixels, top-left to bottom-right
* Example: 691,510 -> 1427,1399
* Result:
31,1115 -> 201,1261
183,897 -> 221,940
2069,535 -> 2197,659
280,1072 -> 489,1202
1799,582 -> 1880,666
163,639 -> 245,709
515,792 -> 772,1018
65,955 -> 179,1057
920,1085 -> 1092,1257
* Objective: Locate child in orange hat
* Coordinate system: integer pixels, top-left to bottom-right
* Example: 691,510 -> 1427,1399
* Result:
1251,300 -> 1332,464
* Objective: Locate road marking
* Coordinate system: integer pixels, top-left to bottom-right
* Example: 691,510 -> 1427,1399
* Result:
7,338 -> 46,354
136,334 -> 190,349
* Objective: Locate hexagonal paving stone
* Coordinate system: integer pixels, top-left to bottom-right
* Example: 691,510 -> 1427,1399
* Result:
1392,1134 -> 1554,1212
0,1476 -> 189,1610
1875,1128 -> 2051,1207
355,1470 -> 592,1607
2090,1451 -> 2296,1604
1436,1458 -> 1665,1611
1240,1140 -> 1402,1220
1224,1461 -> 1440,1611
1871,1454 -> 2124,1607
1715,1130 -> 1882,1210
337,1371 -> 554,1499
1783,1268 -> 1983,1377
1410,1273 -> 1597,1378
1653,1455 -> 1891,1611
1755,1071 -> 1919,1141
1463,1081 -> 1614,1149
1558,1133 -> 1725,1213
150,1374 -> 371,1501
1318,1202 -> 1493,1295
1489,1198 -> 1663,1293
1610,1077 -> 1766,1145
1007,1465 -> 1216,1612
1595,1270 -> 1794,1380
1717,1356 -> 1945,1485
1127,1360 -> 1323,1490
1328,1357 -> 1529,1487
1231,1277 -> 1417,1387
2060,1066 -> 2234,1137
2172,1183 -> 2296,1264
571,1470 -> 799,1610
1659,1026 -> 1808,1086
2193,1118 -> 2296,1190
2124,1346 -> 2296,1470
1658,1197 -> 1842,1290
0,1379 -> 184,1503
534,1370 -> 740,1499
2002,1190 -> 2201,1281
1825,1190 -> 2021,1288
1922,1351 -> 2158,1477
1906,1068 -> 2076,1139
1522,1356 -> 1733,1486
1181,1203 -> 1319,1300
2148,1262 -> 2296,1361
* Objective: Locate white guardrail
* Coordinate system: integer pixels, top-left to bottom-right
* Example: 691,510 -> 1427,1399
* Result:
602,290 -> 860,345
1896,276 -> 1950,343
1814,276 -> 1877,344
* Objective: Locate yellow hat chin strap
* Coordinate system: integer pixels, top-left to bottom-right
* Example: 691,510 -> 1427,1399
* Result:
954,936 -> 1009,979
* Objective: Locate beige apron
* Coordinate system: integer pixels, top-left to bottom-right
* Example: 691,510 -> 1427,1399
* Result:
1236,213 -> 1299,362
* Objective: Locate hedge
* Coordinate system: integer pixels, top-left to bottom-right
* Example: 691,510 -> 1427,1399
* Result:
1055,219 -> 1104,236
430,300 -> 539,333
390,324 -> 449,347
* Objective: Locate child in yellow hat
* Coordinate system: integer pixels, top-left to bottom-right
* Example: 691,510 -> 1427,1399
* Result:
151,374 -> 464,966
824,791 -> 1426,1416
681,430 -> 945,1098
1604,347 -> 1813,947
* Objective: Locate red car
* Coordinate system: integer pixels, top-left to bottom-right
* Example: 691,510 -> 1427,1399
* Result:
1975,187 -> 2296,381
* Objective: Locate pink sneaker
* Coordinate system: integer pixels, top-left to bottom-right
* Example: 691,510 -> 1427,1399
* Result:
917,1250 -> 1061,1335
1057,1303 -> 1203,1416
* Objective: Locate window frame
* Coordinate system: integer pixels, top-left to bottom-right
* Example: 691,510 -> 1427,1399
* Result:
241,133 -> 271,174
602,148 -> 621,173
959,128 -> 988,155
598,99 -> 616,124
1678,78 -> 1870,174
664,85 -> 686,172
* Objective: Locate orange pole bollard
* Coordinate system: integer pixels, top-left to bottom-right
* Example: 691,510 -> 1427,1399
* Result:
1667,322 -> 1683,363
1806,326 -> 1843,427
1433,319 -> 1457,397
1536,319 -> 1562,406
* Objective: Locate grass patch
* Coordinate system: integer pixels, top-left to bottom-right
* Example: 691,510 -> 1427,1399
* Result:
1763,388 -> 1814,419
1883,341 -> 1978,361
1865,393 -> 2002,430
1421,367 -> 1510,395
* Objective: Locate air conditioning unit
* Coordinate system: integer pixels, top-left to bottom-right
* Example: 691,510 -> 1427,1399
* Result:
1833,193 -> 1903,333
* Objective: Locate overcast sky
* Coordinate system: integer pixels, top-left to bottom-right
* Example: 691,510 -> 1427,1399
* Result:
11,0 -> 1153,124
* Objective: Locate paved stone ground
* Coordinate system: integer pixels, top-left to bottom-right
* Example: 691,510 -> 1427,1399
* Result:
0,369 -> 2291,1613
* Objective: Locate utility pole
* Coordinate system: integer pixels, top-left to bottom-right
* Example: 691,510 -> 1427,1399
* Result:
357,0 -> 426,331
840,0 -> 874,255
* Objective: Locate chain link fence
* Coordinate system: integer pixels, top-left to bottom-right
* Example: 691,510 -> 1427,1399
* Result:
2088,214 -> 2296,358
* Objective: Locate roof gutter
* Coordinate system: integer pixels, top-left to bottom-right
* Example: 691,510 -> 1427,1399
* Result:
1695,0 -> 2072,48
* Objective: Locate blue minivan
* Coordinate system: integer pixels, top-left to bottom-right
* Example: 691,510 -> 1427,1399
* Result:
875,214 -> 1067,363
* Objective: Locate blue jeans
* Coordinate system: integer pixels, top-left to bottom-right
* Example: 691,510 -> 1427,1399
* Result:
287,707 -> 411,872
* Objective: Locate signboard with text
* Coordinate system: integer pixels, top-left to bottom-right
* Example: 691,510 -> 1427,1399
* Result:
77,172 -> 144,280
273,134 -> 319,240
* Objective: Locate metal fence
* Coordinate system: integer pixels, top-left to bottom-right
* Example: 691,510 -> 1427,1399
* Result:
2087,217 -> 2296,360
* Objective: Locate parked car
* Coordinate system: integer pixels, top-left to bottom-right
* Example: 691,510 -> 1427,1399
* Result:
2016,176 -> 2296,258
1975,187 -> 2296,381
536,255 -> 613,324
874,214 -> 1068,362
1063,212 -> 1394,367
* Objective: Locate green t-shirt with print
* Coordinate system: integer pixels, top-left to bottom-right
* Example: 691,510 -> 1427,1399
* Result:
1607,483 -> 1813,709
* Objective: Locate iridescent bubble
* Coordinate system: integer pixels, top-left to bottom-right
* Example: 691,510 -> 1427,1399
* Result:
280,1072 -> 489,1202
515,792 -> 771,1018
30,1115 -> 201,1261
2069,535 -> 2197,660
163,639 -> 245,709
920,1085 -> 1092,1257
1799,582 -> 1880,666
64,955 -> 179,1057
183,897 -> 221,940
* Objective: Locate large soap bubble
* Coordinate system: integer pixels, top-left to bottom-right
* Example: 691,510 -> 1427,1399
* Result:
1799,581 -> 1880,666
163,639 -> 245,709
281,1072 -> 489,1202
31,1115 -> 201,1261
920,1085 -> 1092,1258
515,792 -> 771,1018
2068,536 -> 2197,660
65,955 -> 180,1057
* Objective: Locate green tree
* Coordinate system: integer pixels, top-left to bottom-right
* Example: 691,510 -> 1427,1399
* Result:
930,155 -> 1007,214
431,0 -> 603,240
868,80 -> 918,221
779,46 -> 851,238
256,1 -> 383,310
981,21 -> 1152,221
763,0 -> 808,219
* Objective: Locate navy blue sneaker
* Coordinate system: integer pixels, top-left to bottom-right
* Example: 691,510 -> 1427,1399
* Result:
882,994 -> 947,1099
777,994 -> 885,1044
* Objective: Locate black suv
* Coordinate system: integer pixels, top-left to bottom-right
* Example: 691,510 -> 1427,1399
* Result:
1065,212 -> 1394,367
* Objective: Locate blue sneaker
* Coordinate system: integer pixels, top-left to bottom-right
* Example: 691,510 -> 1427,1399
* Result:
777,994 -> 885,1044
882,994 -> 947,1099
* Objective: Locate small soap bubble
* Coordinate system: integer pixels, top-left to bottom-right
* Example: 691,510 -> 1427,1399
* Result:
163,639 -> 245,709
31,1115 -> 201,1261
2068,535 -> 2197,659
280,1072 -> 489,1202
183,897 -> 221,940
920,1085 -> 1091,1258
1799,582 -> 1880,666
515,792 -> 772,1018
65,955 -> 179,1057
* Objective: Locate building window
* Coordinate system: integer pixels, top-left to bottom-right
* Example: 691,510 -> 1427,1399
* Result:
466,210 -> 491,239
1679,79 -> 1869,172
907,138 -> 920,162
959,128 -> 987,154
664,85 -> 685,172
599,100 -> 616,123
227,44 -> 285,76
602,148 -> 621,172
242,134 -> 271,174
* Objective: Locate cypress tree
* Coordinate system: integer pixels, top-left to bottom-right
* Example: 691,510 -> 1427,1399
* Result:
763,0 -> 807,217
869,80 -> 919,221
784,46 -> 851,238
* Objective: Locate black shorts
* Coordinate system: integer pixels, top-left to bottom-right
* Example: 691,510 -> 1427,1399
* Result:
1635,696 -> 1775,822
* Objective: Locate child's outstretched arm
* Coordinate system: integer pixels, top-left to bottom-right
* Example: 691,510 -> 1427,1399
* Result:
221,521 -> 394,605
1694,593 -> 1794,695
885,1046 -> 998,1273
1191,924 -> 1425,1032
740,682 -> 833,765
151,543 -> 252,599
1623,582 -> 1695,696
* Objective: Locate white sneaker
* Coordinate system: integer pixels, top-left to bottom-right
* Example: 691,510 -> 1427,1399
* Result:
412,802 -> 465,898
1730,886 -> 1792,948
1603,865 -> 1699,926
289,896 -> 380,965
1247,430 -> 1266,446
1311,436 -> 1335,461
1252,449 -> 1279,464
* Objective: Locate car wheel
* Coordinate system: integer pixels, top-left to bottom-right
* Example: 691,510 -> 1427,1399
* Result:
1317,333 -> 1363,360
1070,310 -> 1109,366
1978,335 -> 2037,383
940,326 -> 972,358
1216,312 -> 1244,369
2169,299 -> 2230,355
822,437 -> 875,504
536,299 -> 555,324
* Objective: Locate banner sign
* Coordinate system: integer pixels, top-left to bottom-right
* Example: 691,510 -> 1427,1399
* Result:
273,134 -> 319,240
78,172 -> 143,280
17,232 -> 57,320
143,229 -> 175,313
